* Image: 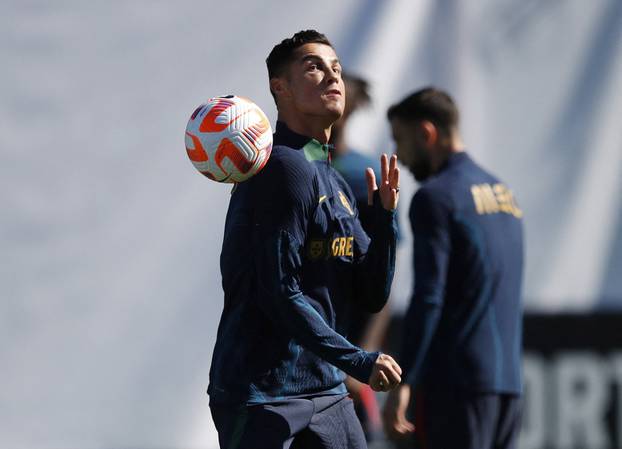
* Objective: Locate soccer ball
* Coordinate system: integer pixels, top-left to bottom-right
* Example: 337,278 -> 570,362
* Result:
185,95 -> 273,183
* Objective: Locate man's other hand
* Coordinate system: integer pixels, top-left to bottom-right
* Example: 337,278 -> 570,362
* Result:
368,353 -> 401,392
383,383 -> 416,439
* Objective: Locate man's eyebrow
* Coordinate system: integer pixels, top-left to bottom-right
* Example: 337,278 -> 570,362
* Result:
299,54 -> 341,65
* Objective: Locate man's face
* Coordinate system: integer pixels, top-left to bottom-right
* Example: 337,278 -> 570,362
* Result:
390,118 -> 432,182
281,43 -> 345,121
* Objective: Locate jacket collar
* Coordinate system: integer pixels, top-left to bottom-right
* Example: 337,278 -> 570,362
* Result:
273,121 -> 331,162
438,151 -> 470,173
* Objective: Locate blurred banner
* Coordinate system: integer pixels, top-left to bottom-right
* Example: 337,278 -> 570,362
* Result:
521,314 -> 622,449
1,0 -> 621,448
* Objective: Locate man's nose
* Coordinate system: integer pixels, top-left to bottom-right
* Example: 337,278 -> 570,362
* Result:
326,67 -> 340,83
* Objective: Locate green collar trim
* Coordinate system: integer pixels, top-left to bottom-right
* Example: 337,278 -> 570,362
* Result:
303,140 -> 329,162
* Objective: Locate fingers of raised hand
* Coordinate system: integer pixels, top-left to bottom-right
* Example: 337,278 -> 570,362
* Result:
380,153 -> 389,185
377,154 -> 400,210
365,168 -> 377,206
389,155 -> 400,191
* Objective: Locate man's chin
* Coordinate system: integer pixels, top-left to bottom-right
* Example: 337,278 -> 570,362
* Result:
303,104 -> 343,125
318,108 -> 343,127
325,104 -> 344,120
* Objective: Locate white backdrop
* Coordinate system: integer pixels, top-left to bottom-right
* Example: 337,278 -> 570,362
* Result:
2,0 -> 621,447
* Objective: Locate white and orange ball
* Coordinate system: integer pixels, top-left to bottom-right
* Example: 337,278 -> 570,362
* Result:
185,95 -> 273,183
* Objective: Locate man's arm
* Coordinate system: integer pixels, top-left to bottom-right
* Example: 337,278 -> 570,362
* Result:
352,192 -> 398,312
252,154 -> 399,386
400,187 -> 452,386
383,186 -> 451,438
352,154 -> 400,312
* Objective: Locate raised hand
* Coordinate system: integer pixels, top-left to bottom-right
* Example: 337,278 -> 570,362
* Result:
366,154 -> 400,211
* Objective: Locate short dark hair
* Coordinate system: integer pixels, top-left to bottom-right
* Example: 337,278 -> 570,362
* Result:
387,87 -> 459,137
342,72 -> 371,110
266,30 -> 333,101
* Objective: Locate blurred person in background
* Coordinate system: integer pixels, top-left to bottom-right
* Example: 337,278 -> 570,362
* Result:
207,30 -> 403,449
382,87 -> 525,449
330,72 -> 394,442
330,73 -> 379,235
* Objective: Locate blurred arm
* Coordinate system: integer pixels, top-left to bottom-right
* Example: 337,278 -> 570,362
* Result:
400,187 -> 452,386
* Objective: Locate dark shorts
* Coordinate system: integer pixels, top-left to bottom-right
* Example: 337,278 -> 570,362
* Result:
210,394 -> 367,449
417,389 -> 522,449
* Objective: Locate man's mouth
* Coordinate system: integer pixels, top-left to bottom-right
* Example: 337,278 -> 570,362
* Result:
325,89 -> 342,97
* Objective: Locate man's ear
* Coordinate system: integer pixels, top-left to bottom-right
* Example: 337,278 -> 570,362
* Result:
270,77 -> 289,100
420,120 -> 438,146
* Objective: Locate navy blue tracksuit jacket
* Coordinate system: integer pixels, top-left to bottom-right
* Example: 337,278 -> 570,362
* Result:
208,122 -> 398,405
401,152 -> 524,394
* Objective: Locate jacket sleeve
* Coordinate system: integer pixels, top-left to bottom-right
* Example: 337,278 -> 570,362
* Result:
352,190 -> 398,313
400,187 -> 452,387
251,155 -> 378,383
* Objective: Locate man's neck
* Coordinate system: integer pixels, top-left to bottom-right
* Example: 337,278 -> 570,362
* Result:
443,133 -> 466,157
277,113 -> 333,144
330,126 -> 347,155
450,133 -> 466,153
432,138 -> 466,173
